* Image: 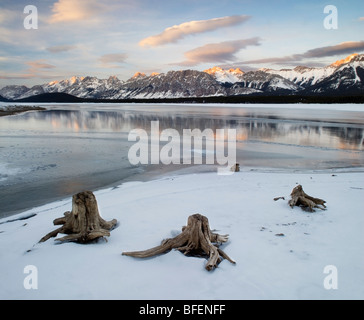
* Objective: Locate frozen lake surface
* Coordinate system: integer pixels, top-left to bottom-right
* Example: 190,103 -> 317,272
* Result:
0,103 -> 363,217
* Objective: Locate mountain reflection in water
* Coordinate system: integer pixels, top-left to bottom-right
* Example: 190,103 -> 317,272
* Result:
23,108 -> 364,151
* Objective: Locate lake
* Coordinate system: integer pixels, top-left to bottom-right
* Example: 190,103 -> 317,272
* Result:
0,103 -> 363,217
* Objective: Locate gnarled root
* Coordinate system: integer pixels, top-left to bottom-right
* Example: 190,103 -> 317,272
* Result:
122,214 -> 235,271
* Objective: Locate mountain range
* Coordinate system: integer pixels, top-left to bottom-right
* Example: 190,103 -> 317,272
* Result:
1,53 -> 363,101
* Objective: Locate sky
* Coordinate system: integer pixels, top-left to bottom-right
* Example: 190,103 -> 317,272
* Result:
0,0 -> 364,87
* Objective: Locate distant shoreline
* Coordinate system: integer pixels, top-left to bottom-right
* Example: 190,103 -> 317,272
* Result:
2,92 -> 364,104
0,105 -> 46,117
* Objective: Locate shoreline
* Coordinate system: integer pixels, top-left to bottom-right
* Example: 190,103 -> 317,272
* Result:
2,164 -> 364,221
0,163 -> 208,219
0,105 -> 46,117
2,100 -> 364,112
4,92 -> 364,105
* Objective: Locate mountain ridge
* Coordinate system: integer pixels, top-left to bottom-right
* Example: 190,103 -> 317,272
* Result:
1,54 -> 363,101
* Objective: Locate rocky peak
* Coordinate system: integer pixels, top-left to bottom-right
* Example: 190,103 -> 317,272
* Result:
228,68 -> 244,74
331,53 -> 359,67
131,72 -> 147,79
204,67 -> 245,83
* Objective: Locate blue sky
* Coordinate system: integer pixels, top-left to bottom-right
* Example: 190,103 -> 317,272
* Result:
1,0 -> 364,87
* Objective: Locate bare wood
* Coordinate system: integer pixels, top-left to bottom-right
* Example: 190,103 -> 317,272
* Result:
288,185 -> 326,212
39,191 -> 117,244
273,196 -> 285,201
122,214 -> 235,271
230,163 -> 240,172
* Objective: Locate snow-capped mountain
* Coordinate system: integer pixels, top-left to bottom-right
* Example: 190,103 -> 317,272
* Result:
0,85 -> 30,100
261,53 -> 363,89
230,70 -> 302,92
307,54 -> 364,94
204,67 -> 244,83
261,64 -> 337,88
1,54 -> 363,101
117,70 -> 227,99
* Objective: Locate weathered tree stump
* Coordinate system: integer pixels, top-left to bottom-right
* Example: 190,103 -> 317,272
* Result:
39,191 -> 117,243
288,185 -> 326,212
231,163 -> 240,172
122,214 -> 235,271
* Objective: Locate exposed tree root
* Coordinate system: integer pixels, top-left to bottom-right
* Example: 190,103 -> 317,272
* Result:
122,214 -> 235,271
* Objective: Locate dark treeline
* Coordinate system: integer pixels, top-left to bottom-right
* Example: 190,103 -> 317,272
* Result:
7,92 -> 364,104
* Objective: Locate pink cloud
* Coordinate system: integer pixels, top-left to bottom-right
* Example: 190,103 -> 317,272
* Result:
26,60 -> 56,71
176,37 -> 261,66
49,0 -> 108,23
139,15 -> 251,47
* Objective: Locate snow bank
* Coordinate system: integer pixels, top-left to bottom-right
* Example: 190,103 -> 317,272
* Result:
0,169 -> 363,300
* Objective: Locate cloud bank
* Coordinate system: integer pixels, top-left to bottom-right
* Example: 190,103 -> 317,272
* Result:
139,15 -> 251,47
242,41 -> 364,65
26,60 -> 56,72
0,60 -> 57,80
302,41 -> 364,58
47,45 -> 77,53
177,37 -> 261,66
99,53 -> 128,68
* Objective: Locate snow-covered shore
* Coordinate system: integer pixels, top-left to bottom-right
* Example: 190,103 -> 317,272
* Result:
0,168 -> 363,300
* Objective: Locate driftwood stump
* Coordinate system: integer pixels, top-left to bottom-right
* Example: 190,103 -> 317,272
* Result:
39,191 -> 117,243
288,185 -> 326,212
231,163 -> 240,172
122,214 -> 235,271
